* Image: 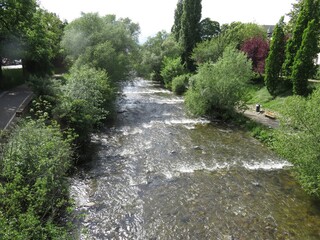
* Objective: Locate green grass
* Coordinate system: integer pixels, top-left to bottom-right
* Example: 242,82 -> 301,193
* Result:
1,68 -> 25,90
246,78 -> 293,113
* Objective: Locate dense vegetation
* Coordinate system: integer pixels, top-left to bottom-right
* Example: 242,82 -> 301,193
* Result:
0,1 -> 139,238
1,0 -> 320,237
139,0 -> 320,199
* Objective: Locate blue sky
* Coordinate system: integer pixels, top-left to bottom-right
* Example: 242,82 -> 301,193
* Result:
39,0 -> 295,43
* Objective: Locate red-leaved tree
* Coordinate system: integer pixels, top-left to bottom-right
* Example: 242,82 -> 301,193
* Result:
241,37 -> 270,75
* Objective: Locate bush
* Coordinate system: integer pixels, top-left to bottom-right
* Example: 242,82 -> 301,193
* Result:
172,74 -> 191,95
160,57 -> 185,89
273,87 -> 320,197
0,119 -> 73,239
185,46 -> 253,118
56,65 -> 115,142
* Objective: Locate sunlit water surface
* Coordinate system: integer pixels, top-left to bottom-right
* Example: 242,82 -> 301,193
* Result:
71,79 -> 320,239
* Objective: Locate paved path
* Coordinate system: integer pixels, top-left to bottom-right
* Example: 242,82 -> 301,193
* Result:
243,105 -> 279,129
0,84 -> 33,130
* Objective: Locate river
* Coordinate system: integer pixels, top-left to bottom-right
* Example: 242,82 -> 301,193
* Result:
71,79 -> 320,239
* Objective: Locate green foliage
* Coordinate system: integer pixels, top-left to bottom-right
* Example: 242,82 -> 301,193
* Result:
23,9 -> 66,76
264,17 -> 286,96
61,13 -> 140,82
172,73 -> 191,95
283,0 -> 320,77
199,18 -> 220,41
185,46 -> 253,117
139,31 -> 181,81
172,0 -> 184,42
192,35 -> 226,65
160,57 -> 185,89
179,0 -> 202,71
220,22 -> 266,48
273,87 -> 320,197
0,119 -> 73,239
56,65 -> 115,142
292,20 -> 319,95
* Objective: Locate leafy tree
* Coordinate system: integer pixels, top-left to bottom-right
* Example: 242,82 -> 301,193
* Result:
179,0 -> 202,71
274,87 -> 320,197
291,20 -> 319,95
192,35 -> 226,65
264,17 -> 287,96
185,46 -> 253,117
139,31 -> 181,80
61,13 -> 140,82
160,57 -> 185,89
172,0 -> 184,42
220,22 -> 266,48
199,18 -> 220,41
283,0 -> 320,77
241,37 -> 269,75
23,9 -> 66,76
0,0 -> 37,81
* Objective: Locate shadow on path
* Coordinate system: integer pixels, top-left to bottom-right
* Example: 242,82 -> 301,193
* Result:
0,84 -> 33,130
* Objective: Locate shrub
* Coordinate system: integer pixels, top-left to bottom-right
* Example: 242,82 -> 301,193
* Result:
185,46 -> 253,118
160,57 -> 185,89
56,65 -> 115,142
172,74 -> 191,95
0,119 -> 73,239
273,87 -> 320,197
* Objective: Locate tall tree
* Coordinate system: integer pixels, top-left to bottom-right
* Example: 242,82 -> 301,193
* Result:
172,0 -> 183,42
283,0 -> 319,77
179,0 -> 202,71
292,20 -> 319,95
264,17 -> 286,96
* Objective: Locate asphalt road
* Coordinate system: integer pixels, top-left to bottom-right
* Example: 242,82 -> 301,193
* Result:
0,85 -> 33,130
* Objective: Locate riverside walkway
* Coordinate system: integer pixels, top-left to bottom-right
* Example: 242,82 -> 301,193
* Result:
0,84 -> 33,130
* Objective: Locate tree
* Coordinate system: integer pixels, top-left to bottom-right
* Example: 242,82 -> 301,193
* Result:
291,20 -> 319,95
0,0 -> 37,81
139,31 -> 181,80
22,9 -> 66,76
199,18 -> 220,41
179,0 -> 202,71
192,35 -> 226,65
61,13 -> 140,82
283,0 -> 320,77
185,46 -> 253,117
241,37 -> 269,75
264,17 -> 287,96
172,0 -> 184,42
220,22 -> 266,49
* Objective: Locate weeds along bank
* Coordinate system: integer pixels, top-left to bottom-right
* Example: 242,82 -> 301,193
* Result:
0,65 -> 117,239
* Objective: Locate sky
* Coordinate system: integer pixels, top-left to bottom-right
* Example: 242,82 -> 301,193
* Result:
39,0 -> 296,43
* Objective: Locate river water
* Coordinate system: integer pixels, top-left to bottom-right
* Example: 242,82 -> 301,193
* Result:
71,79 -> 320,239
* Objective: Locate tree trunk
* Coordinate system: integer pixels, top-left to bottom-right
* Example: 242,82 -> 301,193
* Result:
0,56 -> 3,88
